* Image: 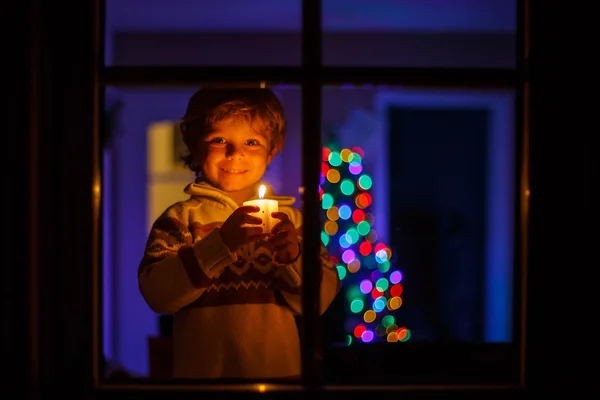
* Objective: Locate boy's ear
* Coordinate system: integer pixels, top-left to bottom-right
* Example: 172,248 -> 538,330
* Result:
267,140 -> 283,164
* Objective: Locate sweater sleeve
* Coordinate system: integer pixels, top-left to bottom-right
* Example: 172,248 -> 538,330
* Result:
275,210 -> 341,315
138,208 -> 237,314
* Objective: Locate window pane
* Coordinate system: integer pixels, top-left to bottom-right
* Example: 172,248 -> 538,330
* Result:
319,85 -> 518,384
105,0 -> 301,66
322,0 -> 517,68
101,85 -> 309,385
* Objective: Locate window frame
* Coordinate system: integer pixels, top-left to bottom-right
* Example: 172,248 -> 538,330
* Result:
24,0 -> 530,397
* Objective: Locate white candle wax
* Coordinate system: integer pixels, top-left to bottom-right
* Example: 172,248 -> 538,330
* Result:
242,185 -> 279,234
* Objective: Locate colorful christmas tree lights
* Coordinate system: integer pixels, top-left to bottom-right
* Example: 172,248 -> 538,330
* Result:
320,145 -> 411,344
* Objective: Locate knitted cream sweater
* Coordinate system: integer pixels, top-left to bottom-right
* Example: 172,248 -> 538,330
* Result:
138,181 -> 341,379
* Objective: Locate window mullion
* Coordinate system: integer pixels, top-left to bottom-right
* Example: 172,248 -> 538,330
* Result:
301,0 -> 323,392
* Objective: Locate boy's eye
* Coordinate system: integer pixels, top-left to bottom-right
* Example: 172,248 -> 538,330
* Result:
210,137 -> 226,144
246,139 -> 259,146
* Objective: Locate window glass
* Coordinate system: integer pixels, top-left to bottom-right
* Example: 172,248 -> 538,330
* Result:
101,85 -> 307,385
319,85 -> 518,384
105,0 -> 302,66
322,0 -> 517,68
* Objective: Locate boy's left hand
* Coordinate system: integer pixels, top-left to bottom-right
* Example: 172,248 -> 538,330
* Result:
268,212 -> 300,264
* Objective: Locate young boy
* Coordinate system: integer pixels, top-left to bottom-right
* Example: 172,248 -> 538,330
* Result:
138,87 -> 341,380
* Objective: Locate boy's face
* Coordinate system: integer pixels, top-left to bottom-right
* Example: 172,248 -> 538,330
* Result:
192,117 -> 274,195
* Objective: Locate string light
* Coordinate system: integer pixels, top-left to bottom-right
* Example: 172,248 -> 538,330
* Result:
320,145 -> 411,344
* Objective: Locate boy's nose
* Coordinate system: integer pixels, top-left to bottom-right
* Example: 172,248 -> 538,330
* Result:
226,144 -> 244,160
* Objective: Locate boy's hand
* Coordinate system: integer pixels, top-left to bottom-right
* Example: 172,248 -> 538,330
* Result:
268,212 -> 300,264
219,205 -> 267,253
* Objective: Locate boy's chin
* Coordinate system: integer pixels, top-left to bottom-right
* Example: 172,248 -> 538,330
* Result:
208,173 -> 263,194
215,181 -> 256,194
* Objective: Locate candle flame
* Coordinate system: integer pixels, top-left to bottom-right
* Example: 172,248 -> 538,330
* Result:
258,184 -> 266,199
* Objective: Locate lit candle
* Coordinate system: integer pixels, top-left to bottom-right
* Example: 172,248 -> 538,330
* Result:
243,184 -> 279,233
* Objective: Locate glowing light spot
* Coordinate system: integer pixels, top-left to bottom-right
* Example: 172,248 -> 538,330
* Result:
373,298 -> 386,312
359,241 -> 372,256
356,220 -> 370,236
348,162 -> 363,175
377,260 -> 390,273
336,265 -> 347,280
328,151 -> 342,166
322,147 -> 331,162
375,277 -> 389,292
324,220 -> 338,236
347,259 -> 361,273
342,249 -> 356,264
371,288 -> 383,300
338,205 -> 352,220
338,234 -> 351,249
353,324 -> 367,338
340,148 -> 352,162
390,284 -> 403,297
375,249 -> 389,263
321,193 -> 334,209
363,310 -> 376,323
345,228 -> 359,244
340,179 -> 355,196
374,242 -> 387,253
321,162 -> 329,177
361,330 -> 374,342
326,206 -> 340,221
320,231 -> 329,246
326,168 -> 341,184
350,298 -> 364,313
351,146 -> 365,158
352,209 -> 365,223
384,247 -> 393,260
359,279 -> 373,294
390,270 -> 403,284
382,315 -> 395,328
387,332 -> 399,342
357,174 -> 372,190
387,296 -> 402,310
397,327 -> 411,342
355,192 -> 372,208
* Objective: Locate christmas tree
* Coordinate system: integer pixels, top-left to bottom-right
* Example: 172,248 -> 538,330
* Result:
319,143 -> 411,344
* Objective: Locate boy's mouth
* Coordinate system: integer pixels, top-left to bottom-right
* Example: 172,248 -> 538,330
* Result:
222,169 -> 248,174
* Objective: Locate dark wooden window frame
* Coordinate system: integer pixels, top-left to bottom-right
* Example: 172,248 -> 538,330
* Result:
20,0 -> 537,398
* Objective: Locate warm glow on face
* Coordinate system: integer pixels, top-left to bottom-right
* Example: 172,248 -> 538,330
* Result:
259,184 -> 266,199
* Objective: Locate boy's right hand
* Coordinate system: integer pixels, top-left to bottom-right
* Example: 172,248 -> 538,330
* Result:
219,205 -> 266,253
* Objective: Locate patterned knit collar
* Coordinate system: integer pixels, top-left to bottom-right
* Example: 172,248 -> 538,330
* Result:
184,179 -> 296,210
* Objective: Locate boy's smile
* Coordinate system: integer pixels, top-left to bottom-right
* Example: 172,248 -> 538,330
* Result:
193,117 -> 274,203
